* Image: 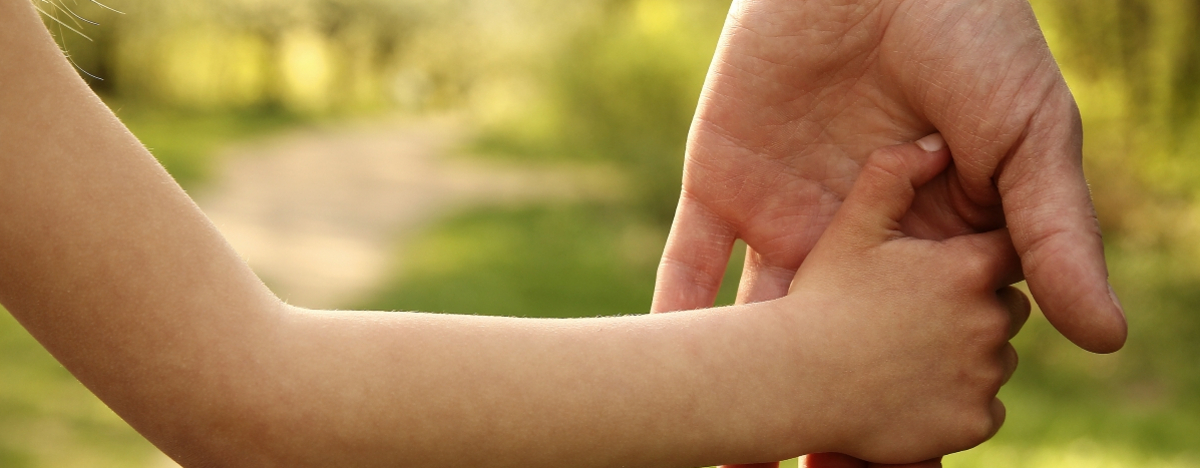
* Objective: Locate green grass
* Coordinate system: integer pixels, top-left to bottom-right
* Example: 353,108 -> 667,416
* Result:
359,202 -> 746,317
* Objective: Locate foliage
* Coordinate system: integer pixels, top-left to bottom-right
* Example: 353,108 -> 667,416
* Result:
474,0 -> 728,222
1033,0 -> 1200,250
42,0 -> 730,216
41,0 -> 432,113
39,0 -> 614,114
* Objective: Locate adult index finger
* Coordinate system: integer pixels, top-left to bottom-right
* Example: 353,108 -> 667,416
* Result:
651,192 -> 738,313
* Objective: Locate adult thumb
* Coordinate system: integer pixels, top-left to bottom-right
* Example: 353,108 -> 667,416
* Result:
995,99 -> 1127,353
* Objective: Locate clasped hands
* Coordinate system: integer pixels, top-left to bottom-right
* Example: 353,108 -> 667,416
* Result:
651,0 -> 1127,466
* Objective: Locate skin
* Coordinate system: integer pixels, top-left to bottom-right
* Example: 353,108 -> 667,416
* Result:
650,1 -> 1127,466
0,0 -> 1028,465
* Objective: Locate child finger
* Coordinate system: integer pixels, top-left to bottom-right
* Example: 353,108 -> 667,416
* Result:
987,398 -> 1007,440
803,453 -> 867,468
997,286 -> 1032,339
945,228 -> 1023,289
804,454 -> 943,468
1000,343 -> 1020,386
828,134 -> 952,245
867,457 -> 944,468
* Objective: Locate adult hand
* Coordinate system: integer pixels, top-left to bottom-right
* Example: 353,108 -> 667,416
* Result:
652,0 -> 1127,465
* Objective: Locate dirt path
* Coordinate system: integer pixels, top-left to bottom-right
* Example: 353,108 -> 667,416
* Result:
194,115 -> 617,309
150,115 -> 616,467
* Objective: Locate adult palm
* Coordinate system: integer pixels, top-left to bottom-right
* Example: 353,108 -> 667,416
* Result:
651,0 -> 1128,466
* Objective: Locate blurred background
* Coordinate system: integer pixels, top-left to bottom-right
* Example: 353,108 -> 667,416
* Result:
1,0 -> 1198,466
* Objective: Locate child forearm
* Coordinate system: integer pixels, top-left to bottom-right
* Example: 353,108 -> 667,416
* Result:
239,306 -> 810,467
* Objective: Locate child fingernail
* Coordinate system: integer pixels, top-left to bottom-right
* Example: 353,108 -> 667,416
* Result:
916,133 -> 946,152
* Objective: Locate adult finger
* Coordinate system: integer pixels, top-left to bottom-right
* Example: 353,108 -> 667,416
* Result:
735,246 -> 796,305
651,192 -> 737,313
874,459 -> 942,468
828,134 -> 952,247
997,286 -> 1032,339
996,94 -> 1127,353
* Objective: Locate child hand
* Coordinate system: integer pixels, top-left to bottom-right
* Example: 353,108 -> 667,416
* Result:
781,136 -> 1030,463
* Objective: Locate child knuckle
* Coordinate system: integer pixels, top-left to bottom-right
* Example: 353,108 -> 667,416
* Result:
963,309 -> 1009,347
864,148 -> 910,179
962,360 -> 1004,395
956,411 -> 997,447
985,359 -> 1008,392
982,310 -> 1013,343
952,251 -> 994,287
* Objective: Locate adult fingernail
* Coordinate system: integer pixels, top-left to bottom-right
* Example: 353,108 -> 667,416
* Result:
916,133 -> 946,152
1108,282 -> 1126,319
